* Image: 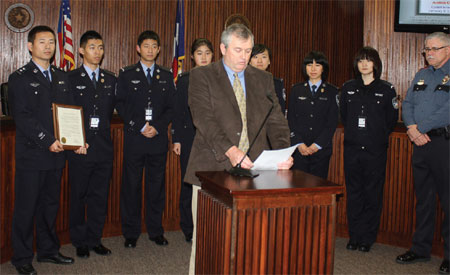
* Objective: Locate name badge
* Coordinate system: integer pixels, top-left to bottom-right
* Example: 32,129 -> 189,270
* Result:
145,107 -> 153,121
358,116 -> 366,129
90,115 -> 100,130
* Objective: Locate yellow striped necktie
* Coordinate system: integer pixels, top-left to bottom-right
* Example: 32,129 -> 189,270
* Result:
233,73 -> 249,152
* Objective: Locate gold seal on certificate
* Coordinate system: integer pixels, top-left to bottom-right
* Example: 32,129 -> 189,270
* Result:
52,103 -> 86,150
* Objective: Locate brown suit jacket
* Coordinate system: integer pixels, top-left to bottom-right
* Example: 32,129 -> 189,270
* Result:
185,60 -> 290,185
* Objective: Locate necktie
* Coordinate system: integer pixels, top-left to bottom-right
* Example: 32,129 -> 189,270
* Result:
43,70 -> 51,83
147,68 -> 152,84
92,72 -> 97,89
233,73 -> 249,153
311,84 -> 317,95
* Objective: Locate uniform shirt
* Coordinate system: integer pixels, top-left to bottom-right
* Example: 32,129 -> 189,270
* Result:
402,59 -> 449,133
340,78 -> 398,150
288,81 -> 338,149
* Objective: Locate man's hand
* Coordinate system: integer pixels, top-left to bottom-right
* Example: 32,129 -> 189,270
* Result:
298,144 -> 310,156
173,143 -> 181,155
225,146 -> 253,169
74,143 -> 89,155
407,124 -> 430,146
306,144 -> 319,155
142,122 -> 157,138
277,157 -> 293,170
49,140 -> 64,153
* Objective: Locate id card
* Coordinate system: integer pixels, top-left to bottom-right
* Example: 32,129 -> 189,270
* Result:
358,116 -> 366,129
90,115 -> 100,130
145,107 -> 153,122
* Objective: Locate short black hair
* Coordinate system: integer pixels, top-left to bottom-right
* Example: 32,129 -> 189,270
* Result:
191,38 -> 214,56
302,51 -> 330,81
250,44 -> 272,60
353,46 -> 382,79
28,25 -> 55,43
80,30 -> 102,48
137,30 -> 160,47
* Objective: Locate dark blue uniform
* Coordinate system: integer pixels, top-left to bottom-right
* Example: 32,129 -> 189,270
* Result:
116,63 -> 175,239
288,81 -> 338,179
340,78 -> 398,246
67,66 -> 117,249
172,72 -> 195,239
273,77 -> 286,116
8,61 -> 72,267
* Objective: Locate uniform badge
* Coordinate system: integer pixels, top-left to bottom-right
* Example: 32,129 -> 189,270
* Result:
304,83 -> 308,86
443,75 -> 449,85
81,72 -> 86,77
76,85 -> 86,90
321,88 -> 325,93
156,75 -> 160,80
298,96 -> 307,100
417,79 -> 425,85
156,69 -> 160,73
136,68 -> 140,72
392,97 -> 399,110
101,73 -> 104,77
375,93 -> 383,97
347,91 -> 355,95
58,81 -> 65,84
131,80 -> 140,84
30,82 -> 40,87
33,69 -> 38,73
101,78 -> 105,83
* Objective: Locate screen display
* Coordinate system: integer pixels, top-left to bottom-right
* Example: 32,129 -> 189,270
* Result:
395,0 -> 450,33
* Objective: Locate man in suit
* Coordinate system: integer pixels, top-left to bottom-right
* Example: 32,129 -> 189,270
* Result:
185,23 -> 293,274
8,25 -> 86,275
116,30 -> 175,248
67,30 -> 116,258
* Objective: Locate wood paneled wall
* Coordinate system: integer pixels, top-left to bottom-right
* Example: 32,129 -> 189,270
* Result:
1,0 -> 363,91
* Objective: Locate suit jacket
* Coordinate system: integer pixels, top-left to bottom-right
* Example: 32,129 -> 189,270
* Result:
116,63 -> 175,155
8,61 -> 73,170
67,66 -> 117,162
185,61 -> 290,185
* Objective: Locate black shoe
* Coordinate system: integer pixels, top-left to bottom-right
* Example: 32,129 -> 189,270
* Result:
92,244 -> 111,255
358,243 -> 371,252
440,259 -> 449,274
37,252 -> 74,265
76,246 -> 89,258
396,250 -> 430,264
149,235 -> 168,246
346,240 -> 358,250
124,238 -> 137,248
185,233 -> 193,243
15,263 -> 37,275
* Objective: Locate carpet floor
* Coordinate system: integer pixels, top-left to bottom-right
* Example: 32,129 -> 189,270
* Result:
1,231 -> 444,274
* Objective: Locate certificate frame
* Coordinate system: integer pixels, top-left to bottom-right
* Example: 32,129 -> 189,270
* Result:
52,103 -> 86,150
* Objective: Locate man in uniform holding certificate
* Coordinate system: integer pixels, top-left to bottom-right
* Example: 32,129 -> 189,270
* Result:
67,30 -> 116,259
8,25 -> 86,275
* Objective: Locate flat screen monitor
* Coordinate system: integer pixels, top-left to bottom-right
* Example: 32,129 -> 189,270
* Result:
394,0 -> 450,33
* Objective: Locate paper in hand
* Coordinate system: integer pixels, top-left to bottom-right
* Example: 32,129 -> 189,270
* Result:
251,144 -> 299,170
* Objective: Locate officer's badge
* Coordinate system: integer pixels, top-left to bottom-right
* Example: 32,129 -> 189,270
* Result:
30,82 -> 40,87
76,85 -> 86,90
392,97 -> 399,110
131,80 -> 140,84
417,79 -> 425,85
33,69 -> 38,73
136,68 -> 140,72
101,79 -> 105,83
321,88 -> 325,93
156,75 -> 160,80
81,73 -> 86,77
443,75 -> 449,84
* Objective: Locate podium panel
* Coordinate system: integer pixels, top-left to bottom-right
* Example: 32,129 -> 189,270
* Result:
195,170 -> 344,274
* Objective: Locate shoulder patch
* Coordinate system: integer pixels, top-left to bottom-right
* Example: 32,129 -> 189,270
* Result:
157,66 -> 172,74
51,65 -> 65,73
120,64 -> 137,73
102,69 -> 116,77
292,82 -> 307,88
343,79 -> 356,87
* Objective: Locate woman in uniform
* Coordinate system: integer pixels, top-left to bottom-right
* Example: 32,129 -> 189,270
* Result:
288,51 -> 338,179
340,46 -> 398,253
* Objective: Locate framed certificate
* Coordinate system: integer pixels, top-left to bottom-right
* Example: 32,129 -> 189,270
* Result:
52,103 -> 86,150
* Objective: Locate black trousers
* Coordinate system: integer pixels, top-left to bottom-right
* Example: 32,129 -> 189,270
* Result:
11,168 -> 62,267
179,138 -> 194,237
292,146 -> 332,179
68,159 -> 112,248
121,152 -> 167,239
344,145 -> 387,245
411,135 -> 449,259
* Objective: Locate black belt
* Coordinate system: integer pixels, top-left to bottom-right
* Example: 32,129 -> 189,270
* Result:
427,126 -> 449,138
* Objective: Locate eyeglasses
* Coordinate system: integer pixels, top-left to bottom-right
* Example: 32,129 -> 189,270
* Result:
422,46 -> 448,53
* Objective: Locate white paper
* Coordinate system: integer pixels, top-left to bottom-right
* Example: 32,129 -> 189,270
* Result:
251,144 -> 299,170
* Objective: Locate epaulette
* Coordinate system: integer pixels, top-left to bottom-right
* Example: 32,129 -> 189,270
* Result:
178,71 -> 189,79
380,79 -> 395,89
325,82 -> 338,90
273,77 -> 284,83
15,65 -> 27,75
342,79 -> 356,87
120,64 -> 137,73
102,69 -> 116,77
157,65 -> 172,74
50,65 -> 65,73
291,82 -> 307,88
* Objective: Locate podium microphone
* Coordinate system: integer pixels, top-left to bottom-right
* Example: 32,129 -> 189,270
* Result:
227,91 -> 275,178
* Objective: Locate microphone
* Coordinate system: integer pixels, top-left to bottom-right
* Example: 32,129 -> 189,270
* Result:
227,91 -> 275,177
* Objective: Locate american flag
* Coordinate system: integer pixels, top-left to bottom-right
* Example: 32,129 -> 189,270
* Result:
54,0 -> 75,71
171,0 -> 185,82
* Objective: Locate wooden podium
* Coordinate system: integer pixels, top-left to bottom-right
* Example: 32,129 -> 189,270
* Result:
195,170 -> 344,274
